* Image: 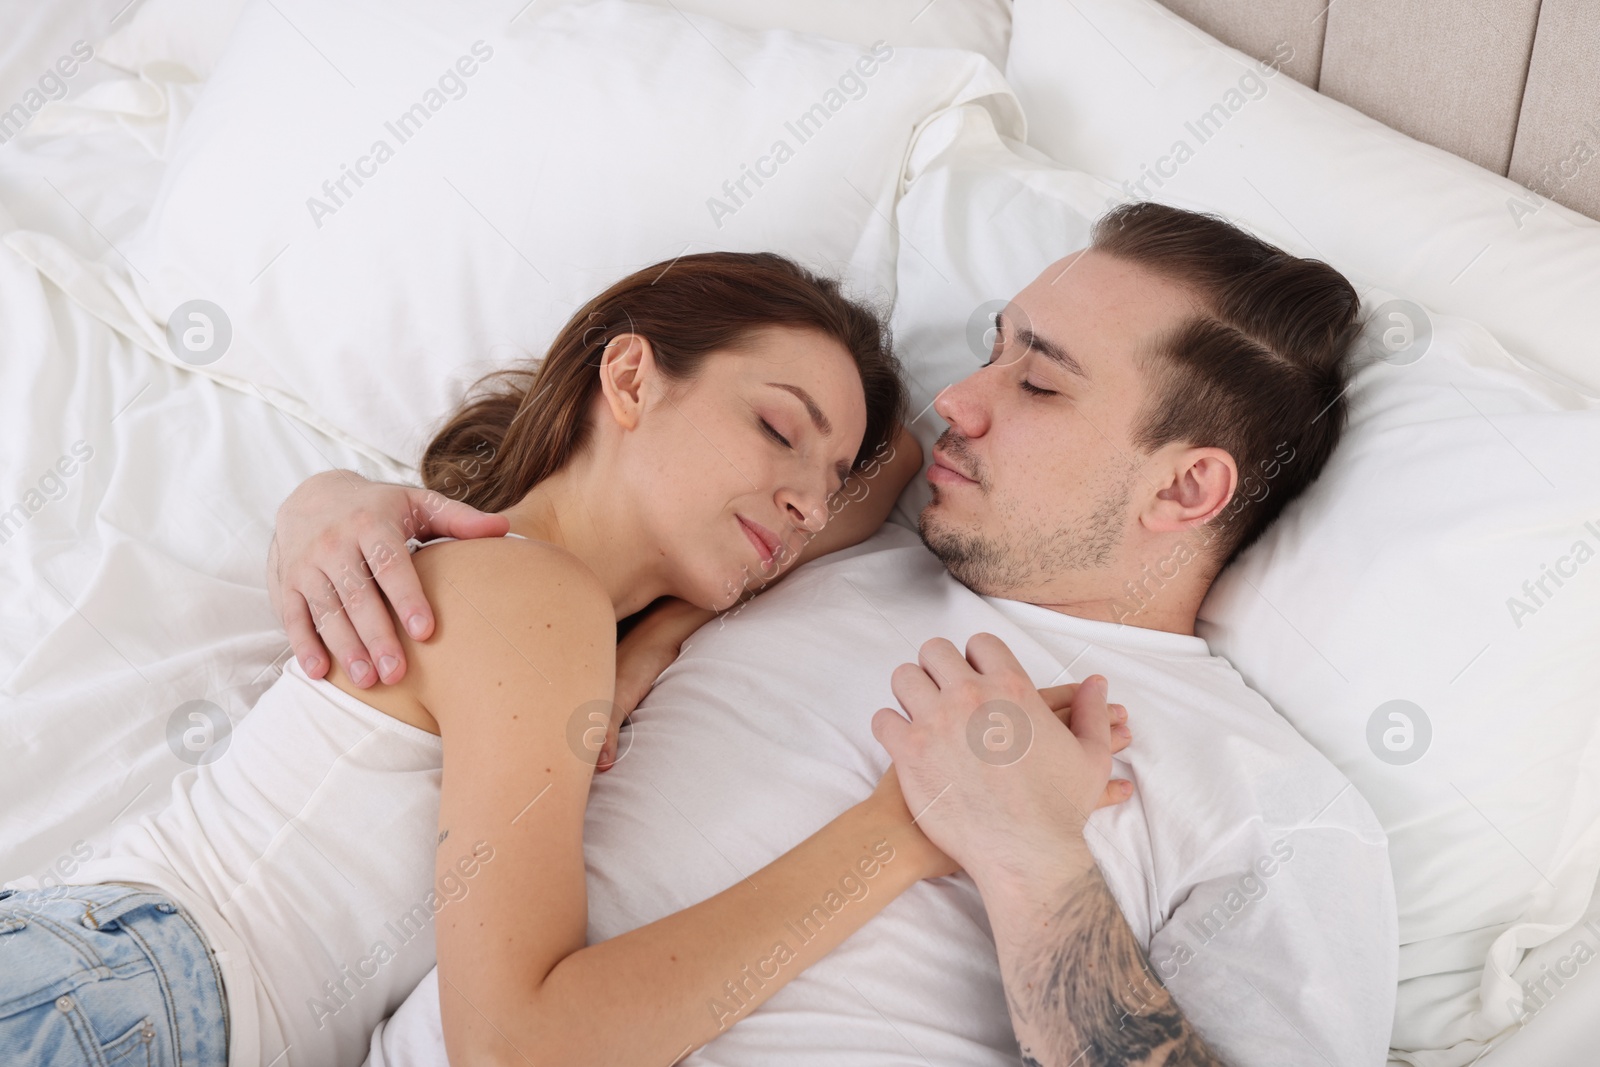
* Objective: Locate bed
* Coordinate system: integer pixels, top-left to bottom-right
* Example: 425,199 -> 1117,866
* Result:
1,1 -> 1595,1064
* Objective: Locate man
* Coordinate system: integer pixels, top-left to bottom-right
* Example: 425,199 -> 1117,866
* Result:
270,203 -> 1396,1065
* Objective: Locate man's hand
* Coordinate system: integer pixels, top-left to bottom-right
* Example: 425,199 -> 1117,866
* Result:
268,470 -> 508,686
873,635 -> 1225,1066
870,682 -> 1132,884
870,633 -> 1123,894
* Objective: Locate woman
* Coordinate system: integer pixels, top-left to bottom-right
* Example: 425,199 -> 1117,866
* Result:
1,252 -> 1130,1067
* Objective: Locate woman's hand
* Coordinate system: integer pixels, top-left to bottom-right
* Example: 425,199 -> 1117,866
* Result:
599,598 -> 714,770
1041,682 -> 1134,807
268,470 -> 509,687
868,682 -> 1134,882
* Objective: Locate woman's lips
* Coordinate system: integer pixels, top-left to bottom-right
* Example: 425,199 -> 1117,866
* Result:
737,515 -> 780,564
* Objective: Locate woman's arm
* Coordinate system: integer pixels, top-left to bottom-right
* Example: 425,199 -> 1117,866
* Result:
398,536 -> 950,1067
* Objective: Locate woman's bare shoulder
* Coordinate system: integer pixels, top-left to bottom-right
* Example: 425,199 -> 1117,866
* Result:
414,536 -> 608,609
403,538 -> 615,723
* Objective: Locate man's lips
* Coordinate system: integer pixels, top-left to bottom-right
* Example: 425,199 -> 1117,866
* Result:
927,448 -> 978,487
737,515 -> 781,564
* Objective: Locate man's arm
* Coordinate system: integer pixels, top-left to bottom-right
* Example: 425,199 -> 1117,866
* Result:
980,857 -> 1224,1066
269,428 -> 923,690
270,471 -> 508,685
872,636 -> 1226,1067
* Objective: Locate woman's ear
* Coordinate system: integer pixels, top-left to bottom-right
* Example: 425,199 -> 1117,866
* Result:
597,333 -> 657,431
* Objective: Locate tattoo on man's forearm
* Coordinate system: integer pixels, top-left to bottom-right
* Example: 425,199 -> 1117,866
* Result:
1005,867 -> 1226,1067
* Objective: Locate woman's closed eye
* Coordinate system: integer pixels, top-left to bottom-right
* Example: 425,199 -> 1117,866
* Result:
760,418 -> 793,449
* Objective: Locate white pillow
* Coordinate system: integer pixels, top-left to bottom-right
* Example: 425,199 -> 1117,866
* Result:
888,103 -> 1600,1066
1199,300 -> 1600,1064
885,104 -> 1116,528
1003,0 -> 1600,401
121,0 -> 1018,465
97,0 -> 1013,80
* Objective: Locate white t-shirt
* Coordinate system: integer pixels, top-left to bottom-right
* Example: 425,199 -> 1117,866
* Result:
980,594 -> 1398,1065
366,524 -> 1396,1067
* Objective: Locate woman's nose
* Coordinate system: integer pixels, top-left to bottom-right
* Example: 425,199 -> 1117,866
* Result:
779,484 -> 829,537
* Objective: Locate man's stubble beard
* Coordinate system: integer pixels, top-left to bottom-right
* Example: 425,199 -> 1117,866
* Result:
918,477 -> 1131,598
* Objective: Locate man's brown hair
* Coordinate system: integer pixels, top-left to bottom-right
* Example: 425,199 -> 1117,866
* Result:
1091,201 -> 1362,570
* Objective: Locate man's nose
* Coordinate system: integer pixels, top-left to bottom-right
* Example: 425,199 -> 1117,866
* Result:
933,371 -> 991,438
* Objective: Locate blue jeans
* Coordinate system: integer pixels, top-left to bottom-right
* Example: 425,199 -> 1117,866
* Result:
0,882 -> 229,1066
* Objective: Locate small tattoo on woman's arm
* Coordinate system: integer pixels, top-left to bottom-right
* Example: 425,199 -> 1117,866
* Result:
437,828 -> 449,846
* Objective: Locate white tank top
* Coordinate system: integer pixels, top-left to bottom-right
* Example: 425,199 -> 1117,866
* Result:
7,533 -> 525,1067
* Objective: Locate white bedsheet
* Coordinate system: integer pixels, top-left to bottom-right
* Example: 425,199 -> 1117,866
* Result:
2,16 -> 419,889
0,0 -> 123,113
0,221 -> 411,885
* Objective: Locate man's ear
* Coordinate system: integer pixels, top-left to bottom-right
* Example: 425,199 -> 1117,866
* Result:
596,333 -> 657,431
1145,445 -> 1237,532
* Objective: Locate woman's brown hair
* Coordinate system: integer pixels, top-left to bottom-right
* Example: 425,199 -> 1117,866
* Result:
421,252 -> 906,513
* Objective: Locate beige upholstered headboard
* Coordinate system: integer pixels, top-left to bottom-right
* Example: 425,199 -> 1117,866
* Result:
1155,0 -> 1600,223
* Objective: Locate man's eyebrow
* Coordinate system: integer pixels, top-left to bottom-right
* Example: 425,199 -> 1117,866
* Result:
1000,311 -> 1090,381
765,382 -> 833,436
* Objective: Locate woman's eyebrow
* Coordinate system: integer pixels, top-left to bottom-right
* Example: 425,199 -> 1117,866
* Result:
763,381 -> 849,493
764,382 -> 833,436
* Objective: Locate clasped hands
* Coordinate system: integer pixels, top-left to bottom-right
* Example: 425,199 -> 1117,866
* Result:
871,633 -> 1132,888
